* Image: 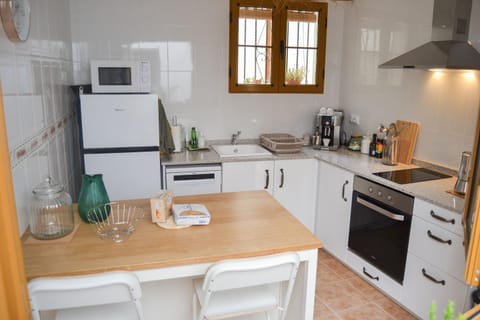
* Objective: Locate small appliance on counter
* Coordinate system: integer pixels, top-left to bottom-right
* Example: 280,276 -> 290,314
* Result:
90,60 -> 151,93
454,151 -> 472,195
312,108 -> 343,151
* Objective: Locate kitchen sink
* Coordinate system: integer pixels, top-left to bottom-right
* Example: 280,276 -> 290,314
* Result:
211,144 -> 272,158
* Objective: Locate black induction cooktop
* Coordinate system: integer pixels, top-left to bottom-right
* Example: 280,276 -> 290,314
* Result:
373,167 -> 452,184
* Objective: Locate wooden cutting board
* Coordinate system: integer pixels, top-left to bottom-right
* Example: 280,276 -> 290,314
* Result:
396,120 -> 420,164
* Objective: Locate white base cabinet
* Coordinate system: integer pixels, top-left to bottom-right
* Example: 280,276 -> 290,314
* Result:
399,199 -> 469,319
402,253 -> 469,320
273,159 -> 318,232
222,159 -> 317,232
222,160 -> 274,194
315,161 -> 353,263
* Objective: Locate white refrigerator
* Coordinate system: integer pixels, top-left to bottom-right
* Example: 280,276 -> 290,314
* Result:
79,94 -> 160,200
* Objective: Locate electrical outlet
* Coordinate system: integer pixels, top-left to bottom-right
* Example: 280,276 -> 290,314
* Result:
350,114 -> 360,125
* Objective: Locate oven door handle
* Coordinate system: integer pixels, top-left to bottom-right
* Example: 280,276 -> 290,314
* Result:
356,197 -> 405,222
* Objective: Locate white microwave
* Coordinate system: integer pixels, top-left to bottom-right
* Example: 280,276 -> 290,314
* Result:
90,60 -> 151,93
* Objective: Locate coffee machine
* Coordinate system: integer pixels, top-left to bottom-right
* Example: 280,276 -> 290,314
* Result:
312,108 -> 343,150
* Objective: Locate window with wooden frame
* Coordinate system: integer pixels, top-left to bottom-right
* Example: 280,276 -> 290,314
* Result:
229,0 -> 328,93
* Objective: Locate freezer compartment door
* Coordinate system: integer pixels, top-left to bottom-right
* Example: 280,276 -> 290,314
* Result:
80,94 -> 159,148
84,151 -> 161,200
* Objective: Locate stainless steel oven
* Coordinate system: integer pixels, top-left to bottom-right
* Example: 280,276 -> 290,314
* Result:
348,176 -> 414,284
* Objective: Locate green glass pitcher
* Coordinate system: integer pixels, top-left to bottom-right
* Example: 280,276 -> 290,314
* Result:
77,174 -> 110,223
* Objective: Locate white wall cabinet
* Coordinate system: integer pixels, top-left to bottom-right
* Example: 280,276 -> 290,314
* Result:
401,199 -> 469,319
315,161 -> 353,263
222,159 -> 318,232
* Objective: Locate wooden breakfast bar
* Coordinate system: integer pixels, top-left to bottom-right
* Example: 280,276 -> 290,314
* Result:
22,190 -> 322,320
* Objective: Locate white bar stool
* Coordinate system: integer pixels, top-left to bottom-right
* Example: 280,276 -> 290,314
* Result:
192,252 -> 300,320
28,271 -> 143,320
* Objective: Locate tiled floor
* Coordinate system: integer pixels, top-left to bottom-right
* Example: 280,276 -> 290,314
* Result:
314,249 -> 417,320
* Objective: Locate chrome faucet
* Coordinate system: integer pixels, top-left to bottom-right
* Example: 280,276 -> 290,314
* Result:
231,131 -> 241,145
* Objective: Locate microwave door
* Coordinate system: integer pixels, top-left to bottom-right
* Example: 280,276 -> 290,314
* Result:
98,67 -> 132,86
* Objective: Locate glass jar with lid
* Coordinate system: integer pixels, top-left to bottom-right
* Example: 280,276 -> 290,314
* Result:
30,177 -> 74,240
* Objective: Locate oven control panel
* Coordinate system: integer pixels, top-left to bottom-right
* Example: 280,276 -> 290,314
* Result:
353,176 -> 414,214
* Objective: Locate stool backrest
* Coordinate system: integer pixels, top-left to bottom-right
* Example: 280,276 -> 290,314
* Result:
28,271 -> 143,320
201,252 -> 300,320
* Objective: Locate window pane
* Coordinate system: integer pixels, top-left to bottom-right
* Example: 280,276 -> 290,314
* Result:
245,19 -> 256,45
238,18 -> 245,45
287,10 -> 319,48
286,48 -> 317,85
238,47 -> 271,84
237,6 -> 273,85
285,9 -> 320,85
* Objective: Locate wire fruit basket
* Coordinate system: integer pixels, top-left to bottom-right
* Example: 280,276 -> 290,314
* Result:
86,202 -> 145,243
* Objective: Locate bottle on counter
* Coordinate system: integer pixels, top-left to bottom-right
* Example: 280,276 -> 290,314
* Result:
375,136 -> 384,158
361,135 -> 371,154
369,134 -> 377,157
190,127 -> 198,149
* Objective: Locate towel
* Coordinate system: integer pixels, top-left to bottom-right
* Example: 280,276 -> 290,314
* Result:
158,99 -> 175,155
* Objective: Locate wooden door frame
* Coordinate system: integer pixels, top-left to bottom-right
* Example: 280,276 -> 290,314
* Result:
0,84 -> 30,319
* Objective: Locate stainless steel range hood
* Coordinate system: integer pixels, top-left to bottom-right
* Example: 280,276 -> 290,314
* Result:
379,0 -> 480,70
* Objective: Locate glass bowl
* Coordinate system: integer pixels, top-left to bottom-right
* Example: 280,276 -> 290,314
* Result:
86,202 -> 144,243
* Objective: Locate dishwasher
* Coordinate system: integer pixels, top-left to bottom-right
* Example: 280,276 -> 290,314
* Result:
164,164 -> 222,196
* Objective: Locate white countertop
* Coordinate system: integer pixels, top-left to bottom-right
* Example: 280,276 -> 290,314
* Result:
162,146 -> 465,214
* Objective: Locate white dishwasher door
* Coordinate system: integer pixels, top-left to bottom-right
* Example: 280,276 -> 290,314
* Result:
165,165 -> 222,196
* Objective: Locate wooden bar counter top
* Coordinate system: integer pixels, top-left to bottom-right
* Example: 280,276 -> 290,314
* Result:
22,190 -> 322,280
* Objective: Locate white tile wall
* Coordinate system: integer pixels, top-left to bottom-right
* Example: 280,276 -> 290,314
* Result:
69,0 -> 480,169
0,0 -> 81,234
69,0 -> 344,141
339,0 -> 480,169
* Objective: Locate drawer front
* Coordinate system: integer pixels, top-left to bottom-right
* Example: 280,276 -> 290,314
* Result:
413,199 -> 463,236
402,253 -> 468,320
345,249 -> 402,299
409,216 -> 466,281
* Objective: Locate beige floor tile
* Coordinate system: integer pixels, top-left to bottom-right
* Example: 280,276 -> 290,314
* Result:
314,249 -> 416,320
337,303 -> 395,320
348,277 -> 386,301
321,258 -> 358,280
314,298 -> 341,320
317,264 -> 344,284
373,297 -> 417,320
317,280 -> 359,300
323,292 -> 368,311
318,248 -> 336,262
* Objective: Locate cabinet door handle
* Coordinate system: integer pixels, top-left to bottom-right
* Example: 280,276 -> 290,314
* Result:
427,230 -> 452,245
279,168 -> 285,188
422,268 -> 446,286
342,180 -> 349,202
430,210 -> 455,225
264,169 -> 270,189
362,267 -> 379,281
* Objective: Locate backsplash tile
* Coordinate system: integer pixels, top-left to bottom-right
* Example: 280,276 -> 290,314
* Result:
0,0 -> 80,234
69,0 -> 480,169
69,0 -> 344,142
